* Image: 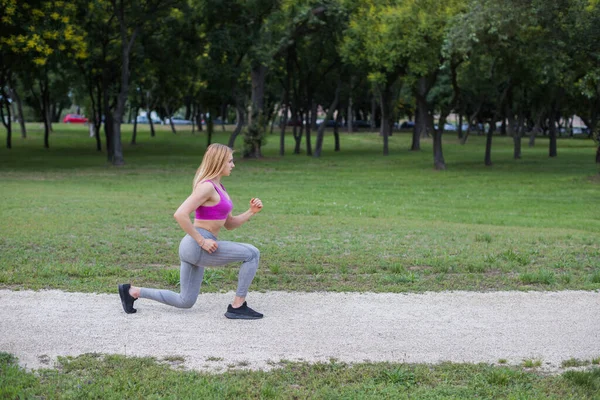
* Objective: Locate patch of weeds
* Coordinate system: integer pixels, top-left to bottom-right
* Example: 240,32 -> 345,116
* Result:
381,273 -> 419,284
562,358 -> 590,368
559,273 -> 572,284
519,269 -> 555,285
433,263 -> 451,274
206,357 -> 223,362
475,233 -> 492,243
466,263 -> 488,273
486,368 -> 520,386
592,357 -> 600,365
554,258 -> 576,269
0,352 -> 18,365
521,359 -> 542,368
484,254 -> 497,265
237,361 -> 250,367
498,359 -> 508,364
306,264 -> 324,275
260,382 -> 278,399
162,269 -> 180,286
589,270 -> 600,284
389,263 -> 406,274
268,265 -> 280,274
202,269 -> 224,286
502,249 -> 530,266
563,368 -> 600,391
224,269 -> 238,281
376,367 -> 416,388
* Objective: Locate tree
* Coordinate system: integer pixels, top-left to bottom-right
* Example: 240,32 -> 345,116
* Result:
1,0 -> 87,148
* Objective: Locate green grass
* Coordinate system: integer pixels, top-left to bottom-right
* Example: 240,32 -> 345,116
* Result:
1,123 -> 599,293
2,352 -> 599,399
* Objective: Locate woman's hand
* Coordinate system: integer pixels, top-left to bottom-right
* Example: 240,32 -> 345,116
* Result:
200,238 -> 218,253
250,198 -> 263,214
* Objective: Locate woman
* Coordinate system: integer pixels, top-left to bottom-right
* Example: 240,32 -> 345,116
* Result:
118,143 -> 264,319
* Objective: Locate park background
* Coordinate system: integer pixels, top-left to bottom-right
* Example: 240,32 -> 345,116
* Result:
2,0 -> 600,398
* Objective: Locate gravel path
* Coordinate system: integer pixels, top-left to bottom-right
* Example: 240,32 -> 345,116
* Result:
1,289 -> 599,373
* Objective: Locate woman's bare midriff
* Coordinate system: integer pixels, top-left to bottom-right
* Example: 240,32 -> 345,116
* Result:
194,219 -> 226,237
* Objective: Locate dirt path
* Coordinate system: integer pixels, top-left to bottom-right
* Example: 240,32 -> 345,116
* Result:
1,289 -> 599,373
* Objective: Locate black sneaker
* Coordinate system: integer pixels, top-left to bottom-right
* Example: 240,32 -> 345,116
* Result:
118,283 -> 137,314
224,301 -> 263,320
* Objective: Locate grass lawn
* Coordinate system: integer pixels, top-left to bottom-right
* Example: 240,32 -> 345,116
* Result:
1,123 -> 599,293
2,352 -> 600,399
1,123 -> 599,398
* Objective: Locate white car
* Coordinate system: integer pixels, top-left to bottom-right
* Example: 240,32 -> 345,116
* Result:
135,115 -> 162,124
167,117 -> 193,125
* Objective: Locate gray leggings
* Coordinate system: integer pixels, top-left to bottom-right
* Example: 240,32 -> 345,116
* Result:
139,228 -> 260,308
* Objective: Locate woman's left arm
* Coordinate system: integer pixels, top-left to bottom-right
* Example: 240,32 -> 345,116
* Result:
224,198 -> 263,230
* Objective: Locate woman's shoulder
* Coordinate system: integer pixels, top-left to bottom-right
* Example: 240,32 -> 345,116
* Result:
193,180 -> 217,194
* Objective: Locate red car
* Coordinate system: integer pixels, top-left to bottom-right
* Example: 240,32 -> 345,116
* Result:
63,114 -> 88,124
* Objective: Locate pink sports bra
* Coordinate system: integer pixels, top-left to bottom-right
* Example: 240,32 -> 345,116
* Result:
195,180 -> 233,220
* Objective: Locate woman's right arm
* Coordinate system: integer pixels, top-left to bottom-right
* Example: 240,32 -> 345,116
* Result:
173,182 -> 212,246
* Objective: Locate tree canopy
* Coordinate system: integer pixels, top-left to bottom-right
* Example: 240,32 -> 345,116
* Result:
1,0 -> 598,167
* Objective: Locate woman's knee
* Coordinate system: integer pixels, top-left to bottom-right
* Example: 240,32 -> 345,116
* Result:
245,244 -> 260,261
178,295 -> 197,309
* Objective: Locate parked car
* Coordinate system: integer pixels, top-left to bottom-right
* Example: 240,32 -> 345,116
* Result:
134,115 -> 162,124
398,121 -> 415,129
167,117 -> 193,125
572,127 -> 589,135
63,114 -> 88,124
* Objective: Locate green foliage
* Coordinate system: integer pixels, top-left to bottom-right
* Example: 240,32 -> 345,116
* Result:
2,354 -> 599,399
243,112 -> 268,158
563,368 -> 600,391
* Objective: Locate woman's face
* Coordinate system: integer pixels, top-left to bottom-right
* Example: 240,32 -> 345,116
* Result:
221,153 -> 235,176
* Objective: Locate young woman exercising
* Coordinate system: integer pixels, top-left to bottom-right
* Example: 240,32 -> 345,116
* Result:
119,143 -> 264,319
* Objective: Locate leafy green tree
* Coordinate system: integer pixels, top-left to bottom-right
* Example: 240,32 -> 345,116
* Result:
1,0 -> 87,148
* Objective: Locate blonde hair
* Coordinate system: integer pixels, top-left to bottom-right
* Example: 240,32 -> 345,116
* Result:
193,143 -> 233,189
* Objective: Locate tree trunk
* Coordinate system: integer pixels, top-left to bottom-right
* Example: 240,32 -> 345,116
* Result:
347,92 -> 353,133
461,99 -> 484,144
8,84 -> 26,138
279,99 -> 287,157
94,81 -> 102,151
220,104 -> 227,131
0,90 -> 12,149
457,114 -> 463,140
484,118 -> 495,166
305,108 -> 312,156
293,110 -> 303,154
314,82 -> 341,157
250,65 -> 267,125
549,112 -> 557,157
148,109 -> 156,137
131,106 -> 139,145
110,7 -> 139,165
334,112 -> 341,152
432,128 -> 445,170
379,84 -> 393,156
513,114 -> 524,159
228,102 -> 245,148
246,64 -> 267,157
529,112 -> 542,147
370,96 -> 377,129
39,78 -> 51,149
